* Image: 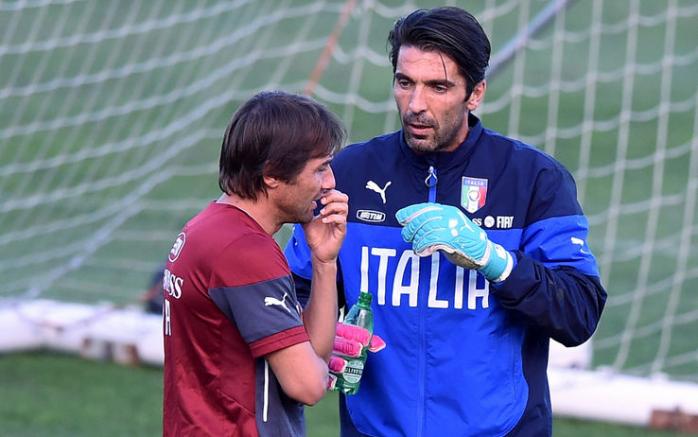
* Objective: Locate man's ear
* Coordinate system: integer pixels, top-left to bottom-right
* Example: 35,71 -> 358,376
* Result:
466,80 -> 486,111
263,175 -> 280,189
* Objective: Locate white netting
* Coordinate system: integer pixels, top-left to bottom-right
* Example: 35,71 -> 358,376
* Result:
1,0 -> 696,383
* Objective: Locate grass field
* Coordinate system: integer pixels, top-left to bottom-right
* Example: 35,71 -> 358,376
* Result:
0,351 -> 685,437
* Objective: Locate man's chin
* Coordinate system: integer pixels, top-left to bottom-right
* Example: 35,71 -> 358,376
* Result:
297,210 -> 315,224
406,136 -> 437,153
281,208 -> 314,225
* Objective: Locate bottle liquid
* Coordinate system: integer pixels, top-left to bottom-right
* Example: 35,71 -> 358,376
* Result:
338,291 -> 374,395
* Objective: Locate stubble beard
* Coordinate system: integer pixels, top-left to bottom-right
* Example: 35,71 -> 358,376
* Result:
405,127 -> 460,153
402,112 -> 461,153
277,195 -> 315,225
289,205 -> 315,225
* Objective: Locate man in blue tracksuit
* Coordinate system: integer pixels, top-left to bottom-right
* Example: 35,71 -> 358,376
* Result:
285,7 -> 606,436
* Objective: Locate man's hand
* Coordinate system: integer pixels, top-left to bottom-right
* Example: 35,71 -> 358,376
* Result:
303,189 -> 349,264
396,202 -> 513,282
327,322 -> 385,392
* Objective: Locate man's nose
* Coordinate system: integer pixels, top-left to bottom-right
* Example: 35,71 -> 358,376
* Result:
408,86 -> 427,114
322,167 -> 336,191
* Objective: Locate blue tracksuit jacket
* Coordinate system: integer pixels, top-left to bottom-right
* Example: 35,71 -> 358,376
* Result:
285,114 -> 607,436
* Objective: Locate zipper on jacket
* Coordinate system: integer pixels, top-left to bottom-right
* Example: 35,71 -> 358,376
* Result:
424,165 -> 437,203
417,275 -> 426,437
419,165 -> 438,436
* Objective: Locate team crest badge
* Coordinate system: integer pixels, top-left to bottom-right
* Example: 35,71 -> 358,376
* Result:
168,232 -> 186,262
461,177 -> 488,213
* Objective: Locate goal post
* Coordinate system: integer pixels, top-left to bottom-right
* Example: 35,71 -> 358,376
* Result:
1,0 -> 697,430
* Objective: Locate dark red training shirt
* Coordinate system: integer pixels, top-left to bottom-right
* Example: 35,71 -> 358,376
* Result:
163,202 -> 309,437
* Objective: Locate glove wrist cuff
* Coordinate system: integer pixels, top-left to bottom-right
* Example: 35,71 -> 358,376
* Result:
489,250 -> 514,283
480,243 -> 513,283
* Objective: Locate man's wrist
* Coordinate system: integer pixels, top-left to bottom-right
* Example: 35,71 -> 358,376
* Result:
311,255 -> 338,270
311,255 -> 337,275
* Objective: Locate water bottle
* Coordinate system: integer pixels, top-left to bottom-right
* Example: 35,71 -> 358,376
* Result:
337,291 -> 374,395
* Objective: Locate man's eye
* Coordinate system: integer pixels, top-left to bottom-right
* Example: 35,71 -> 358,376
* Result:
397,79 -> 411,88
434,85 -> 448,93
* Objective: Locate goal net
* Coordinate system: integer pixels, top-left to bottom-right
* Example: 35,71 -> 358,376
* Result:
1,0 -> 697,425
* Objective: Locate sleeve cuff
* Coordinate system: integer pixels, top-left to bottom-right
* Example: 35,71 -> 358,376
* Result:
249,325 -> 309,358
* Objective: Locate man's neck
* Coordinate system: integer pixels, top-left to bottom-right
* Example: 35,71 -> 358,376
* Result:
216,193 -> 281,235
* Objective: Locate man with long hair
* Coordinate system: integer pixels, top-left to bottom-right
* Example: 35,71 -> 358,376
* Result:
163,91 -> 347,436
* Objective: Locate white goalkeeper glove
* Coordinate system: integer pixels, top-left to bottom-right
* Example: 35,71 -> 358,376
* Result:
396,202 -> 513,282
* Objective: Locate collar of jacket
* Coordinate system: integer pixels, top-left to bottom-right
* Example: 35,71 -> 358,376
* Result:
398,113 -> 484,172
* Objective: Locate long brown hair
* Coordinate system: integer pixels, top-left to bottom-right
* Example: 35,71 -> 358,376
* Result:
218,91 -> 345,200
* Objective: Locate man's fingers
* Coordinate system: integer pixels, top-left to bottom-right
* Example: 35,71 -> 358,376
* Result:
335,322 -> 386,354
319,190 -> 349,224
333,336 -> 363,357
320,212 -> 347,226
320,198 -> 348,216
395,202 -> 436,224
396,202 -> 448,243
336,322 -> 371,345
400,213 -> 443,243
320,189 -> 349,209
328,355 -> 347,373
368,334 -> 386,353
410,222 -> 452,251
320,189 -> 348,205
412,244 -> 440,257
327,373 -> 338,391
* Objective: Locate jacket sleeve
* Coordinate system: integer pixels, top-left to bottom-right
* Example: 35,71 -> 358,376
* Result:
491,255 -> 606,346
491,161 -> 607,346
284,224 -> 345,310
284,224 -> 313,307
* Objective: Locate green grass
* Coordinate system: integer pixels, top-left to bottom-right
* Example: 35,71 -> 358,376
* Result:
0,351 -> 162,437
0,351 -> 685,437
